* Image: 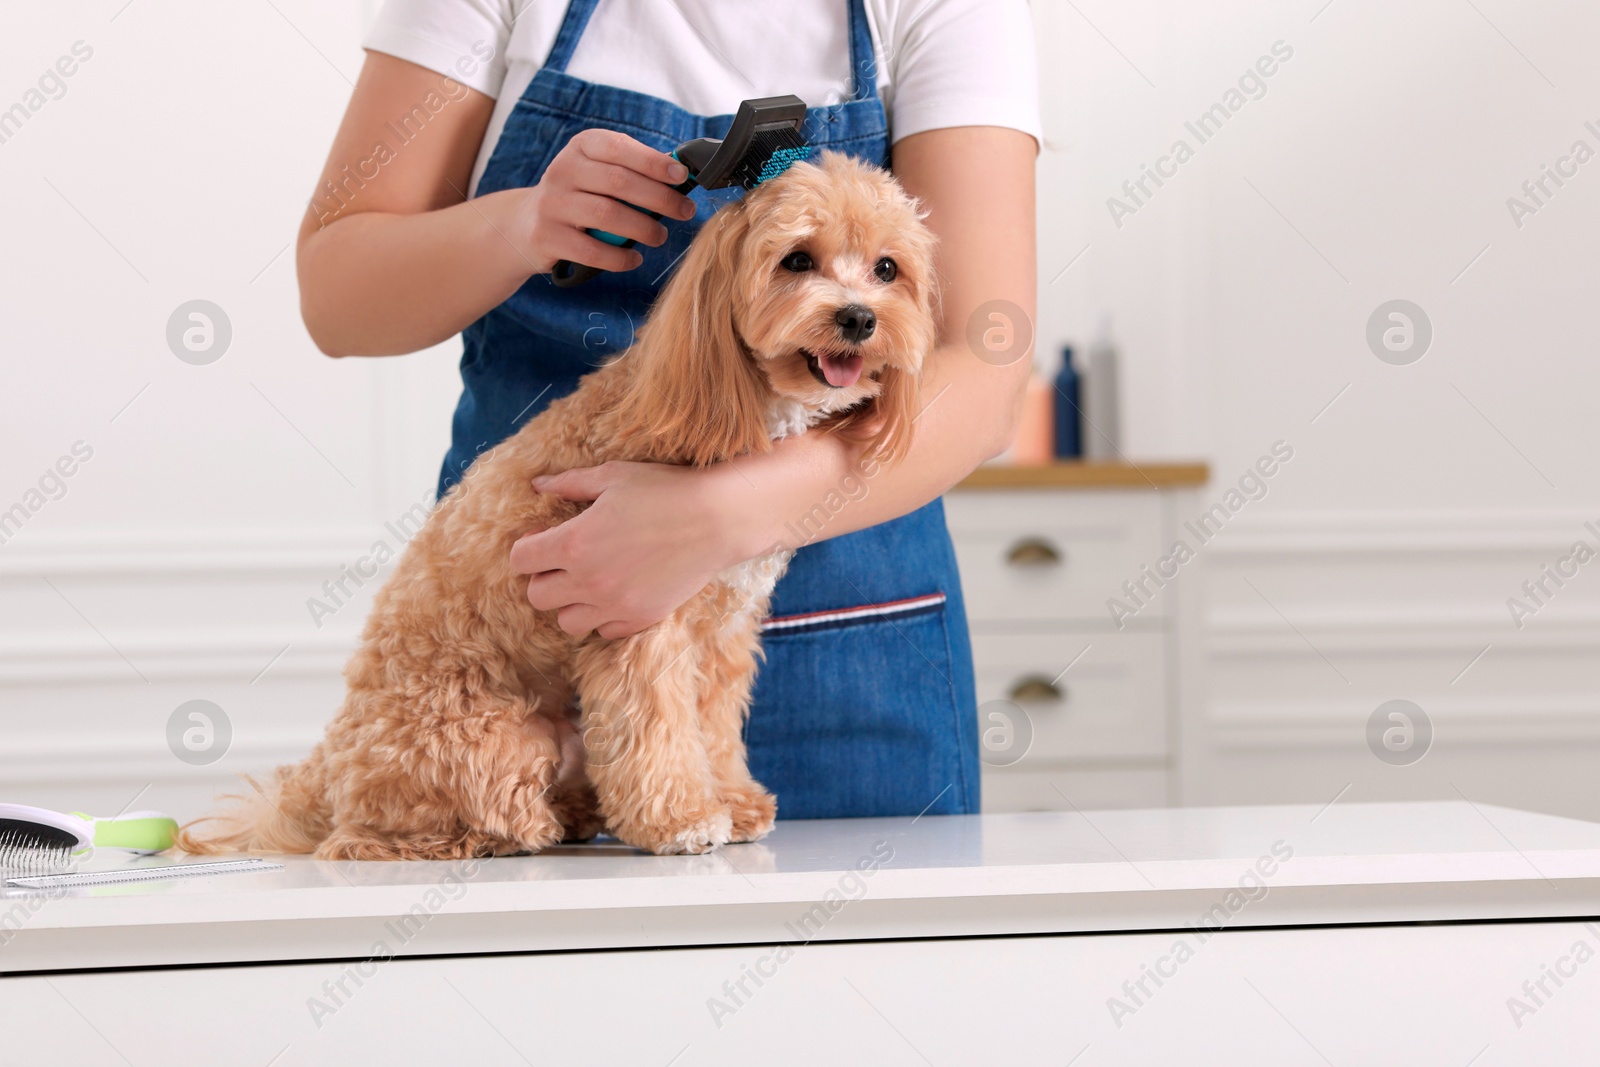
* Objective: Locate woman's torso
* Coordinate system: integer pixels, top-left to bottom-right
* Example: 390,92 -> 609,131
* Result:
428,0 -> 982,819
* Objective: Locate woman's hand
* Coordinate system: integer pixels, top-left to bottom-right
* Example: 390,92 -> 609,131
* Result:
296,50 -> 701,356
514,129 -> 699,275
510,461 -> 758,639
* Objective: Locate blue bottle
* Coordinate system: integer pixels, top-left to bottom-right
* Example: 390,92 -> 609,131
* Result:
1052,346 -> 1082,458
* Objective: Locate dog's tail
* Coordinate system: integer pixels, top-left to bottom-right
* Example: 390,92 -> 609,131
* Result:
174,747 -> 332,855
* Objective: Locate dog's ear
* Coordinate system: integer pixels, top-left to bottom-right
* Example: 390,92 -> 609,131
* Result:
623,203 -> 774,467
828,361 -> 920,464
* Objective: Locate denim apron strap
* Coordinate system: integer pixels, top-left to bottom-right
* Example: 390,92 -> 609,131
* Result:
846,0 -> 877,100
542,0 -> 601,73
439,0 -> 980,820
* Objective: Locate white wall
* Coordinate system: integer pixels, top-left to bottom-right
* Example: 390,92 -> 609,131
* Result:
1033,0 -> 1600,817
4,0 -> 1599,822
1,0 -> 460,819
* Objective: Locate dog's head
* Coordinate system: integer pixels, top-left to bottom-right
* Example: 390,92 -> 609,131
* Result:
627,151 -> 938,466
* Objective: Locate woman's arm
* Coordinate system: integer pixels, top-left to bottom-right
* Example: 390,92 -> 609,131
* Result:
297,51 -> 696,357
517,126 -> 1037,637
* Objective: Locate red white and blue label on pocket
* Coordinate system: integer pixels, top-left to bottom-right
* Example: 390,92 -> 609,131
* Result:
760,592 -> 948,637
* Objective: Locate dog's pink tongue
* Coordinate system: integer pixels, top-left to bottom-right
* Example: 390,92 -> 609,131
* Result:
821,352 -> 864,388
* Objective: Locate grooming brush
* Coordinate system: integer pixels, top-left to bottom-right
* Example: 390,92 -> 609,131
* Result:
0,803 -> 178,877
552,94 -> 813,288
8,858 -> 284,891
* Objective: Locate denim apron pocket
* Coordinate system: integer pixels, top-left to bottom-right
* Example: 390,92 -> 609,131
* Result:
749,592 -> 972,820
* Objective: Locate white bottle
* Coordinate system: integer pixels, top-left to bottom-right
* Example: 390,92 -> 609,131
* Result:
1080,318 -> 1121,460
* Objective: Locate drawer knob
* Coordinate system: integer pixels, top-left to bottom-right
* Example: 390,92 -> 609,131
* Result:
1005,537 -> 1063,567
1008,677 -> 1066,704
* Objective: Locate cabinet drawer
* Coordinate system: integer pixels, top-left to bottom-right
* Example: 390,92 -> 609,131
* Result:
945,490 -> 1167,624
981,766 -> 1170,813
972,632 -> 1167,762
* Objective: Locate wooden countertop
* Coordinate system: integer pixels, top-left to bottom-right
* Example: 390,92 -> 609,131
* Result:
956,460 -> 1209,490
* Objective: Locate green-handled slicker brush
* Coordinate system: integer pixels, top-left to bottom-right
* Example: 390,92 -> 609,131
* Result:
0,803 -> 177,877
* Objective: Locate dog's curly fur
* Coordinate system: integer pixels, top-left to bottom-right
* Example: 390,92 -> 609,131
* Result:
177,152 -> 938,858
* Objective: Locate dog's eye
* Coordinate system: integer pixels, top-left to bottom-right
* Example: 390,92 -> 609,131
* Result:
781,251 -> 815,273
874,257 -> 898,283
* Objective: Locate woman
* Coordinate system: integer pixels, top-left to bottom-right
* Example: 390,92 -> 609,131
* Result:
297,0 -> 1039,820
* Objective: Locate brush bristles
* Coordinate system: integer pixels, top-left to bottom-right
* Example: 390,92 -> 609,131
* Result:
733,131 -> 813,189
0,828 -> 75,878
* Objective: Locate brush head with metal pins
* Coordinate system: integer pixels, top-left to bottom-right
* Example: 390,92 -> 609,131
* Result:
0,820 -> 78,879
672,94 -> 814,191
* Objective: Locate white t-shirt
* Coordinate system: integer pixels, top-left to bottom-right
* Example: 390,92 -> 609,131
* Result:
364,0 -> 1041,194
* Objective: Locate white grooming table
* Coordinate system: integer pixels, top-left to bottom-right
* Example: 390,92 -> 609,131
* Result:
4,801 -> 1599,1064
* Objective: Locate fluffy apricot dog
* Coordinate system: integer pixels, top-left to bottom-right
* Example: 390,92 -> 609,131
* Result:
178,152 -> 938,858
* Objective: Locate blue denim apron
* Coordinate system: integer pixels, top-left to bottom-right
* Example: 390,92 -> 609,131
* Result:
442,0 -> 979,819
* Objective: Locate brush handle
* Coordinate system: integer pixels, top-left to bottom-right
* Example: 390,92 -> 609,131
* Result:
74,811 -> 179,854
551,250 -> 621,289
551,170 -> 698,289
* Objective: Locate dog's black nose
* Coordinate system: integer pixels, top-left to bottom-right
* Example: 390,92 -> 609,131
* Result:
835,304 -> 877,344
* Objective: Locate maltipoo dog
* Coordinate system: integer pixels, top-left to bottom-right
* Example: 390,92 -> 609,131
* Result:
178,151 -> 938,858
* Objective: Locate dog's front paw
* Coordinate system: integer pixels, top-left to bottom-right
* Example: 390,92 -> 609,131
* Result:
639,808 -> 734,856
549,780 -> 606,844
724,788 -> 776,843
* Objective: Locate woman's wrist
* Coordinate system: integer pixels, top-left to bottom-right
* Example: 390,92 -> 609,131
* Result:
697,432 -> 862,565
476,186 -> 550,283
693,460 -> 779,568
